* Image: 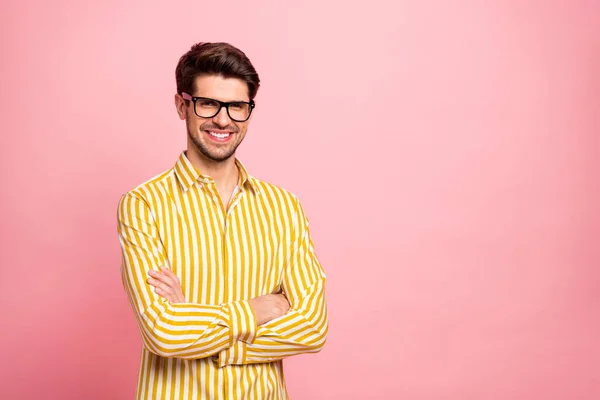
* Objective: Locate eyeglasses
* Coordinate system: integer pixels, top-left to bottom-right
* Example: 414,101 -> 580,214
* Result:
181,92 -> 255,122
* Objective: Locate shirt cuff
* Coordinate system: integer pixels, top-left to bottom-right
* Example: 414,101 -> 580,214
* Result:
215,340 -> 247,367
227,300 -> 257,345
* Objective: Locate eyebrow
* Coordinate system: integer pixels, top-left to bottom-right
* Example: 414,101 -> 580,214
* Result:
194,96 -> 250,103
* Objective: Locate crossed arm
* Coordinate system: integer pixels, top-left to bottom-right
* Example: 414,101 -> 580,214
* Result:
118,192 -> 328,366
147,267 -> 290,326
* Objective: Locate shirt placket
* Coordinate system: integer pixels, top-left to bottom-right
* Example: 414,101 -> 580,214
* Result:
205,183 -> 245,400
223,187 -> 245,303
205,182 -> 245,303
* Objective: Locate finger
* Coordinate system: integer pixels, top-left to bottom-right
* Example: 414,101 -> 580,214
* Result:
149,271 -> 175,287
161,267 -> 180,283
149,265 -> 168,274
147,268 -> 168,280
147,278 -> 173,294
154,286 -> 176,302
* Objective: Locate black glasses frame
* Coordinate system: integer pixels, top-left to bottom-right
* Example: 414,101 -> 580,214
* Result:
181,92 -> 255,122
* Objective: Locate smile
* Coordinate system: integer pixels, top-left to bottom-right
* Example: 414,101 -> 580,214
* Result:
206,130 -> 234,141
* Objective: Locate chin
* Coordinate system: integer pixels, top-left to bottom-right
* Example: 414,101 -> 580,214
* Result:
205,151 -> 235,162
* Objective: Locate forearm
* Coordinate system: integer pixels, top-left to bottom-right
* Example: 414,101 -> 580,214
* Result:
124,278 -> 256,360
215,279 -> 328,366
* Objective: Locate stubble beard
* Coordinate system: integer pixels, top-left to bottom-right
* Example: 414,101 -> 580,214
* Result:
187,120 -> 243,163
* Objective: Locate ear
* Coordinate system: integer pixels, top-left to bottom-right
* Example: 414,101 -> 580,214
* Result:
174,93 -> 187,120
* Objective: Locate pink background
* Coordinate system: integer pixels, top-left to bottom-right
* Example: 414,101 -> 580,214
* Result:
1,1 -> 599,399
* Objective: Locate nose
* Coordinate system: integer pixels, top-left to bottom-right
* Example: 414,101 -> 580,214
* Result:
212,106 -> 232,128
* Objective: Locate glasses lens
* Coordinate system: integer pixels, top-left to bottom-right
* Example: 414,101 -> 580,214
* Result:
228,102 -> 251,122
195,99 -> 220,118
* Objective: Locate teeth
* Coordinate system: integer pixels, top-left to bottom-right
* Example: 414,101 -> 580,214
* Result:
208,131 -> 230,139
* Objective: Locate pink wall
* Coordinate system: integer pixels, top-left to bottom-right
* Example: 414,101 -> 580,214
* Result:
1,1 -> 599,399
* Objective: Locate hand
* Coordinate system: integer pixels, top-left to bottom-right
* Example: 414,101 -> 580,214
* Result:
249,293 -> 291,326
147,266 -> 186,303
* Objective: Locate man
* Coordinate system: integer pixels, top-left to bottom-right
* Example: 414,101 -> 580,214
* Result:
117,42 -> 328,400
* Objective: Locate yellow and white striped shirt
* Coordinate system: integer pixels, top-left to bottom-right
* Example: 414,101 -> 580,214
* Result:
117,151 -> 328,399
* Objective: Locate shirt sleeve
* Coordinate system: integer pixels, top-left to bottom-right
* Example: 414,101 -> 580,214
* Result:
118,192 -> 257,360
215,199 -> 328,366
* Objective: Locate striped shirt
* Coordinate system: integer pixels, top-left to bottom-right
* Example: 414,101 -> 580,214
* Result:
117,151 -> 328,399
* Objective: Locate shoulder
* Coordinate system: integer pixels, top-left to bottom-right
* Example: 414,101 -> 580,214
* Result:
118,168 -> 175,210
249,176 -> 303,213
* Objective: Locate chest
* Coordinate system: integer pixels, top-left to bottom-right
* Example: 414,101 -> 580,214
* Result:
153,188 -> 293,304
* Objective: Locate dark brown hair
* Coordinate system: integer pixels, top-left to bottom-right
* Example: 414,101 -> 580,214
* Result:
175,42 -> 260,100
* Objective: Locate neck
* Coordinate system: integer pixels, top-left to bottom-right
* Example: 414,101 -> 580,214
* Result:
185,146 -> 239,188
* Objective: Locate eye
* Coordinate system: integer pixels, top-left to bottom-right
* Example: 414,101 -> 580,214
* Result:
230,102 -> 251,111
198,99 -> 219,108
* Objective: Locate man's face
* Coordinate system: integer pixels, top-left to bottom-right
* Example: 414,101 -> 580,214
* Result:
177,75 -> 252,162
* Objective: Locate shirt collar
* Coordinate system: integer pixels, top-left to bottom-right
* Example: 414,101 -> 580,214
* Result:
174,151 -> 260,194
